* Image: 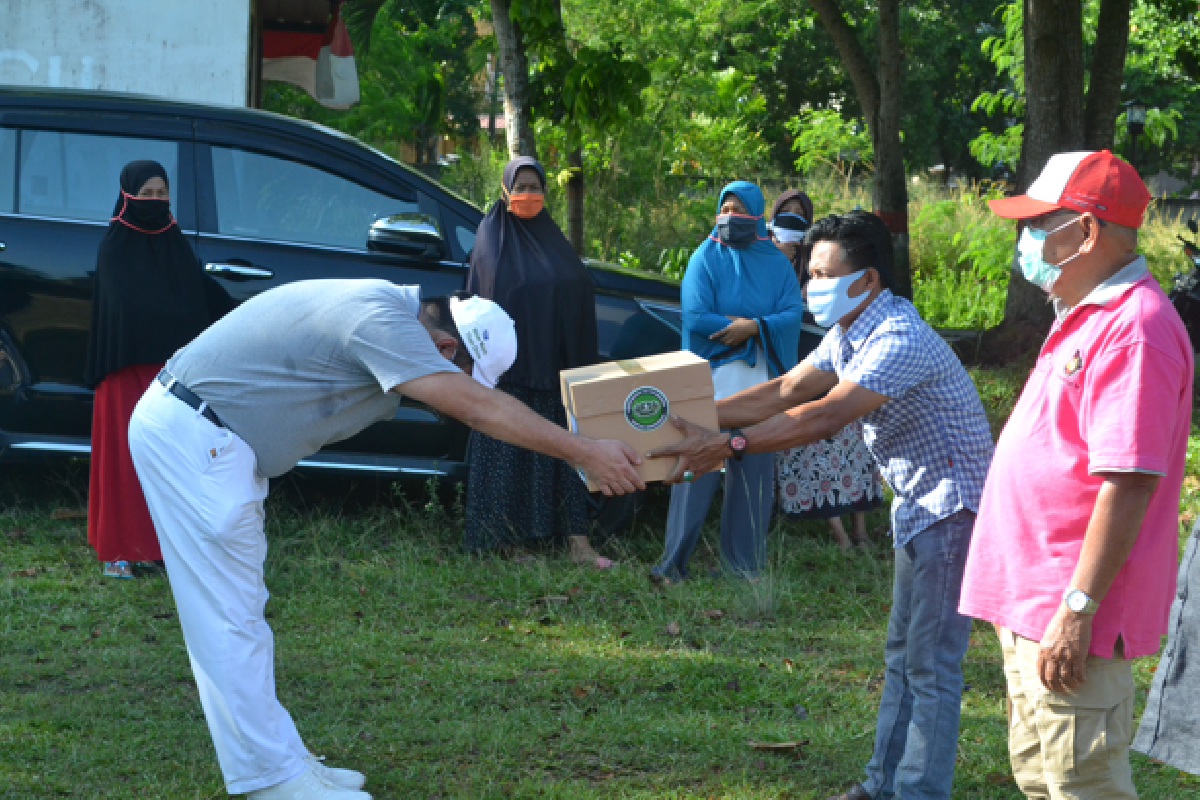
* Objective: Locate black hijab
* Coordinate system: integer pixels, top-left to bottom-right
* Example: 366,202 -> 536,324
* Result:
771,188 -> 814,225
771,188 -> 815,282
83,161 -> 212,388
466,156 -> 598,391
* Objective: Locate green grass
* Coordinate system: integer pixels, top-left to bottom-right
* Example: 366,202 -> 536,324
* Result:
2,367 -> 1199,799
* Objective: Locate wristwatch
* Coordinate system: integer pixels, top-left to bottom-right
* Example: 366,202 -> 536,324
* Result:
1063,587 -> 1100,615
728,428 -> 748,462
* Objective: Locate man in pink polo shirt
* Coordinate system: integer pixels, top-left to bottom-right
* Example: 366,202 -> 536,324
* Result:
960,150 -> 1193,798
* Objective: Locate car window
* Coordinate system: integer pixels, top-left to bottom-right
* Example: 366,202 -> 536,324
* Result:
211,146 -> 417,249
17,131 -> 178,222
441,206 -> 478,261
455,224 -> 476,257
0,129 -> 14,213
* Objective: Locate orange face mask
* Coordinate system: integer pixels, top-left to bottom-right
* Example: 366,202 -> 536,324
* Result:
508,192 -> 544,219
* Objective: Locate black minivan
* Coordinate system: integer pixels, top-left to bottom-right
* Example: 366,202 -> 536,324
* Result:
0,88 -> 683,483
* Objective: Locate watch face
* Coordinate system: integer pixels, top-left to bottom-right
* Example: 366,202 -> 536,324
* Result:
730,435 -> 747,452
1066,591 -> 1086,612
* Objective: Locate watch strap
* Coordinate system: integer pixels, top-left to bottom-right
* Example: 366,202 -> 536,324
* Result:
728,428 -> 747,462
1063,587 -> 1100,615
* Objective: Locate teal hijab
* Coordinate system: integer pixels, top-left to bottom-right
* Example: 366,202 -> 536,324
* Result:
681,181 -> 804,378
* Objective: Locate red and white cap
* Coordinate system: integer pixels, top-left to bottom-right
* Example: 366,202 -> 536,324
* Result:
988,150 -> 1150,229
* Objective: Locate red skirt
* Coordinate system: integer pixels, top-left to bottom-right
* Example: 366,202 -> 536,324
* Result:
87,363 -> 163,562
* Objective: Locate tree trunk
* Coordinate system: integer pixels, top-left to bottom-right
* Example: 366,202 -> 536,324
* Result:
809,0 -> 910,298
489,0 -> 537,158
1020,0 -> 1085,189
807,0 -> 879,121
1084,0 -> 1131,150
982,0 -> 1093,362
487,54 -> 498,141
567,147 -> 584,255
874,0 -> 911,300
1006,0 -> 1085,331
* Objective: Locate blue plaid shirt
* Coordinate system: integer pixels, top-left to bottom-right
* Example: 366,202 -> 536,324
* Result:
807,290 -> 994,546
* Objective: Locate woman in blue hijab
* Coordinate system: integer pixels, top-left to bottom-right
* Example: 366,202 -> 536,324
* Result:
652,180 -> 804,581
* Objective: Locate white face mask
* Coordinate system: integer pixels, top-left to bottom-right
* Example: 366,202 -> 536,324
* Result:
806,269 -> 870,327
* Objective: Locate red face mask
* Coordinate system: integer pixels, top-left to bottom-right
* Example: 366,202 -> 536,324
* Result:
508,192 -> 544,219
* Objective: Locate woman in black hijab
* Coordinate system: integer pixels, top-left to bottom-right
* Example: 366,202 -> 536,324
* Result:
86,160 -> 212,578
769,192 -> 881,550
463,157 -> 610,566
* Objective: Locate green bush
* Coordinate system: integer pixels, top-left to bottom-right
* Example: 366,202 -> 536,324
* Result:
908,184 -> 1014,329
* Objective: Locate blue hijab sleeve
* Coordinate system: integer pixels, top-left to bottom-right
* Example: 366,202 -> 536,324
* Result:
681,245 -> 734,339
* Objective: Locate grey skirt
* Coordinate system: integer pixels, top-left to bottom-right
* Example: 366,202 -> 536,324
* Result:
1132,520 -> 1200,776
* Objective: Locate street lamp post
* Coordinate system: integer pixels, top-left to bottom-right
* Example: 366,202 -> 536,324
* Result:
1124,98 -> 1147,173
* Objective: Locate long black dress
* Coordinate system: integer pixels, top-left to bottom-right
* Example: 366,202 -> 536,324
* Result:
463,157 -> 598,552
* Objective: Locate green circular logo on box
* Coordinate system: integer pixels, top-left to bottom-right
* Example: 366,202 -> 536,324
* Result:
625,386 -> 668,431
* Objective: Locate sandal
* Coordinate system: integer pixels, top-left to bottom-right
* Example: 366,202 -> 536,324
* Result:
102,560 -> 134,579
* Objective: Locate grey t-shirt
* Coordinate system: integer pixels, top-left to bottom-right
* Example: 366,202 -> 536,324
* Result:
167,279 -> 457,477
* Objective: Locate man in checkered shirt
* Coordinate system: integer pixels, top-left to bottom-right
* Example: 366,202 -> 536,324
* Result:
653,211 -> 994,800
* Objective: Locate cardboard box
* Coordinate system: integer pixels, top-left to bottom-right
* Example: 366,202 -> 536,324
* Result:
560,351 -> 718,490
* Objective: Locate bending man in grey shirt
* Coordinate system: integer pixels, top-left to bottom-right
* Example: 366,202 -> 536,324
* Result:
127,279 -> 643,800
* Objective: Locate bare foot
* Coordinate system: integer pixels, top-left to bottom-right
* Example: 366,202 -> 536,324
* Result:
568,535 -> 615,569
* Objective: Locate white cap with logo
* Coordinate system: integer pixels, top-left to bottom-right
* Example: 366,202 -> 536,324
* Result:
448,295 -> 518,388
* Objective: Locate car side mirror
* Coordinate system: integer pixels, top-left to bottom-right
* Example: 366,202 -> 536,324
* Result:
1189,217 -> 1198,235
368,213 -> 447,259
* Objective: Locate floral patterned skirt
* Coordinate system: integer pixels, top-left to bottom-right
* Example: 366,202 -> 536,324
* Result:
776,420 -> 882,520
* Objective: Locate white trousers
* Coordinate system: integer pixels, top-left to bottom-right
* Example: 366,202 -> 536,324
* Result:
128,381 -> 308,795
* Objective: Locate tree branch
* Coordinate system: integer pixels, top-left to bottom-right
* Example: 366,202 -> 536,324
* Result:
807,0 -> 880,125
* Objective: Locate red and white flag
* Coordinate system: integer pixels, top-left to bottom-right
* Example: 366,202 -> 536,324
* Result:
262,0 -> 360,109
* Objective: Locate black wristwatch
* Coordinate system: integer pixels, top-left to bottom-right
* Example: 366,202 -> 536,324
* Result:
728,428 -> 748,462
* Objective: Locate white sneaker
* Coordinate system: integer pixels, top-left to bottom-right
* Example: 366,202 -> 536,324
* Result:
247,765 -> 372,799
305,754 -> 367,790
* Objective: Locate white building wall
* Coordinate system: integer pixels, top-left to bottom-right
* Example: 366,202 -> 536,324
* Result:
0,0 -> 251,106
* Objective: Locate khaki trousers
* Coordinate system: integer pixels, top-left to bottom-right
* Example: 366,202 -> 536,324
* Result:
999,628 -> 1137,800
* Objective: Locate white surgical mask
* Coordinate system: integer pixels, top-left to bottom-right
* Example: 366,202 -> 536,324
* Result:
1017,217 -> 1082,293
806,269 -> 870,327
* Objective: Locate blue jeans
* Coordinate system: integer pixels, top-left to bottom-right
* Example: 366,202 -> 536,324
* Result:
862,509 -> 974,800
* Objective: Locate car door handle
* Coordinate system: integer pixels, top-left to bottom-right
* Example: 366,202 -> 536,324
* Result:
204,262 -> 274,280
0,241 -> 6,252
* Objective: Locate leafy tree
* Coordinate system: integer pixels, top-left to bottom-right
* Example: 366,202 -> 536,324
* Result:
786,108 -> 874,179
967,0 -> 1200,356
803,0 -> 910,299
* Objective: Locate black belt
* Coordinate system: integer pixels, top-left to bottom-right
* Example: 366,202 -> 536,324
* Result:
157,369 -> 225,428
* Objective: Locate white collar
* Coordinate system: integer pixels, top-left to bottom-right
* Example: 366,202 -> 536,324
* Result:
1053,255 -> 1148,318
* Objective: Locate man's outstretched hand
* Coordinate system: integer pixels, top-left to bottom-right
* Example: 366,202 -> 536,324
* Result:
578,439 -> 647,496
646,416 -> 729,483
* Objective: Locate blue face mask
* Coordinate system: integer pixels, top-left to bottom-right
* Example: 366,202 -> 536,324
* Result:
1018,217 -> 1081,292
